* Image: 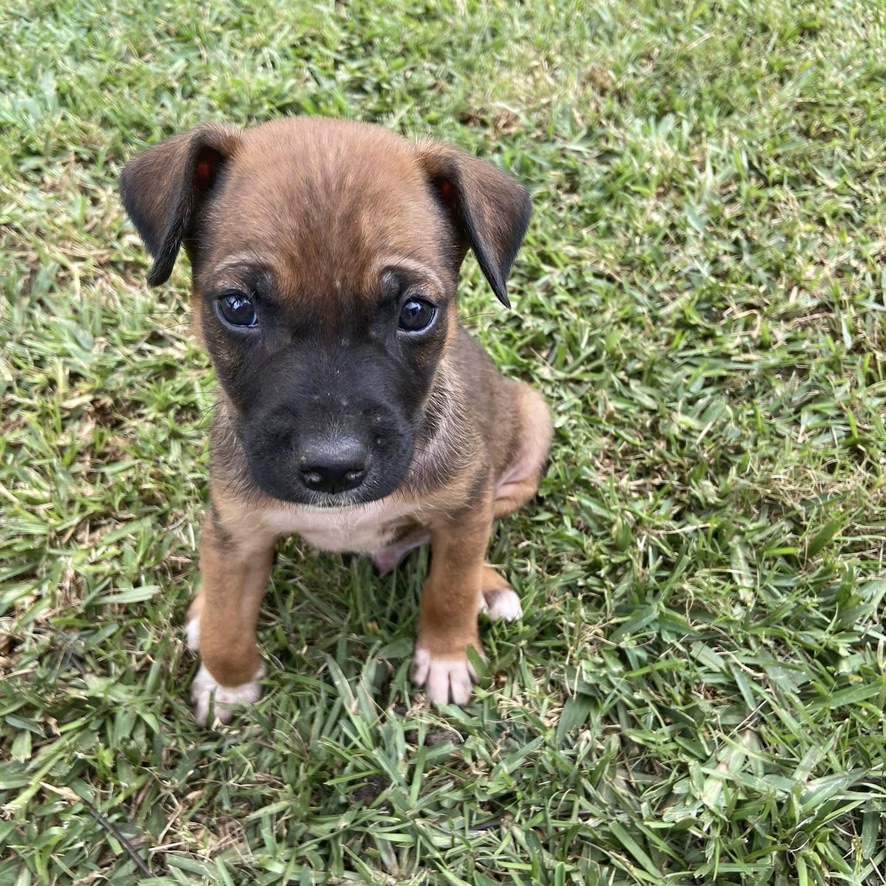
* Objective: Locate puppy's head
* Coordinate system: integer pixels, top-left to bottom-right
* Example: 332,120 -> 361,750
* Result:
120,118 -> 530,506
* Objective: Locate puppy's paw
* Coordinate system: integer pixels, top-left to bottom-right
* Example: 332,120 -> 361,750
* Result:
410,646 -> 478,706
480,587 -> 523,622
190,663 -> 265,727
479,565 -> 522,622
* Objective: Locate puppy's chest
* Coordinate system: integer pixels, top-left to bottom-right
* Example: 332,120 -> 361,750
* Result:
260,499 -> 421,554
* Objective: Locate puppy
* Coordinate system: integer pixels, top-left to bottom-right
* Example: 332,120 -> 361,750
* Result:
120,118 -> 552,724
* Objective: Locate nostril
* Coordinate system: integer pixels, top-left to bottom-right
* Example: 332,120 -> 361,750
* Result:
302,470 -> 324,488
344,468 -> 365,486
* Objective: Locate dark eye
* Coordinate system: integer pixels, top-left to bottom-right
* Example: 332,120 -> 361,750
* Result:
217,291 -> 257,328
398,298 -> 436,333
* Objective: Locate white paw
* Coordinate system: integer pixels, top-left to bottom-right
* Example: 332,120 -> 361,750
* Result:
480,587 -> 523,622
190,663 -> 264,726
410,646 -> 477,706
184,613 -> 200,652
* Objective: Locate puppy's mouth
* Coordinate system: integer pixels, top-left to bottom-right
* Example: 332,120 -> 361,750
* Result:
291,484 -> 386,509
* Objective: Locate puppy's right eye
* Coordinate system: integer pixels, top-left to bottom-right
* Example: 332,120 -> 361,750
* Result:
398,298 -> 436,333
217,291 -> 258,328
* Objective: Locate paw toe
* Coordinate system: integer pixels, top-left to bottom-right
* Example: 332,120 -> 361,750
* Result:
184,614 -> 201,652
409,646 -> 431,687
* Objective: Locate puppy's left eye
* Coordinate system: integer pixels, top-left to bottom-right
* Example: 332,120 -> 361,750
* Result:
398,298 -> 436,333
218,291 -> 258,328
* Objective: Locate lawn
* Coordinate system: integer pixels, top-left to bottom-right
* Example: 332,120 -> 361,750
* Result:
2,0 -> 885,883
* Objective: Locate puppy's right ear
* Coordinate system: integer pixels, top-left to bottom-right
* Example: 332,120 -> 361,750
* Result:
120,124 -> 241,286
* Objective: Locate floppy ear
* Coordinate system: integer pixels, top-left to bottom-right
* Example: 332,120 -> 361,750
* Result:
119,123 -> 242,286
417,143 -> 531,309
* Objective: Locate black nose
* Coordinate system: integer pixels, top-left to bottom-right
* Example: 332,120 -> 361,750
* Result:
297,438 -> 368,495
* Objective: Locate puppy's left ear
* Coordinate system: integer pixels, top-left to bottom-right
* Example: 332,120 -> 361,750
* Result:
417,143 -> 531,309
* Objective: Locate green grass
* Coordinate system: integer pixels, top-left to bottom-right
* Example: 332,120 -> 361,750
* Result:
2,0 -> 886,882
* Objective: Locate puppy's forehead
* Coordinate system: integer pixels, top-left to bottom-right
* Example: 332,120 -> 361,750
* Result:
204,119 -> 447,294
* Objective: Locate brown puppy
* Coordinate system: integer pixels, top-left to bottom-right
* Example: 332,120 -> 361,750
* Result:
120,118 -> 551,724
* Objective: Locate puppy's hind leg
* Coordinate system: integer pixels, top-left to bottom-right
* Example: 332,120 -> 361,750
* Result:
493,383 -> 552,520
480,383 -> 551,622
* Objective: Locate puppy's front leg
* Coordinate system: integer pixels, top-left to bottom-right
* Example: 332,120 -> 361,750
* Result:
186,511 -> 275,725
410,502 -> 493,705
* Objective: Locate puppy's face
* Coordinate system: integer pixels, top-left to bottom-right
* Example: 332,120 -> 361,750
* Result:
121,119 -> 530,506
194,124 -> 460,505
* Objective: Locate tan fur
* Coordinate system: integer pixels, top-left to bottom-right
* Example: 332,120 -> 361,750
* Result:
120,117 -> 552,723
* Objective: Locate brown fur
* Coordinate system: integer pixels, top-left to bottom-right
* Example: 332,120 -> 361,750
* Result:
121,118 -> 552,723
